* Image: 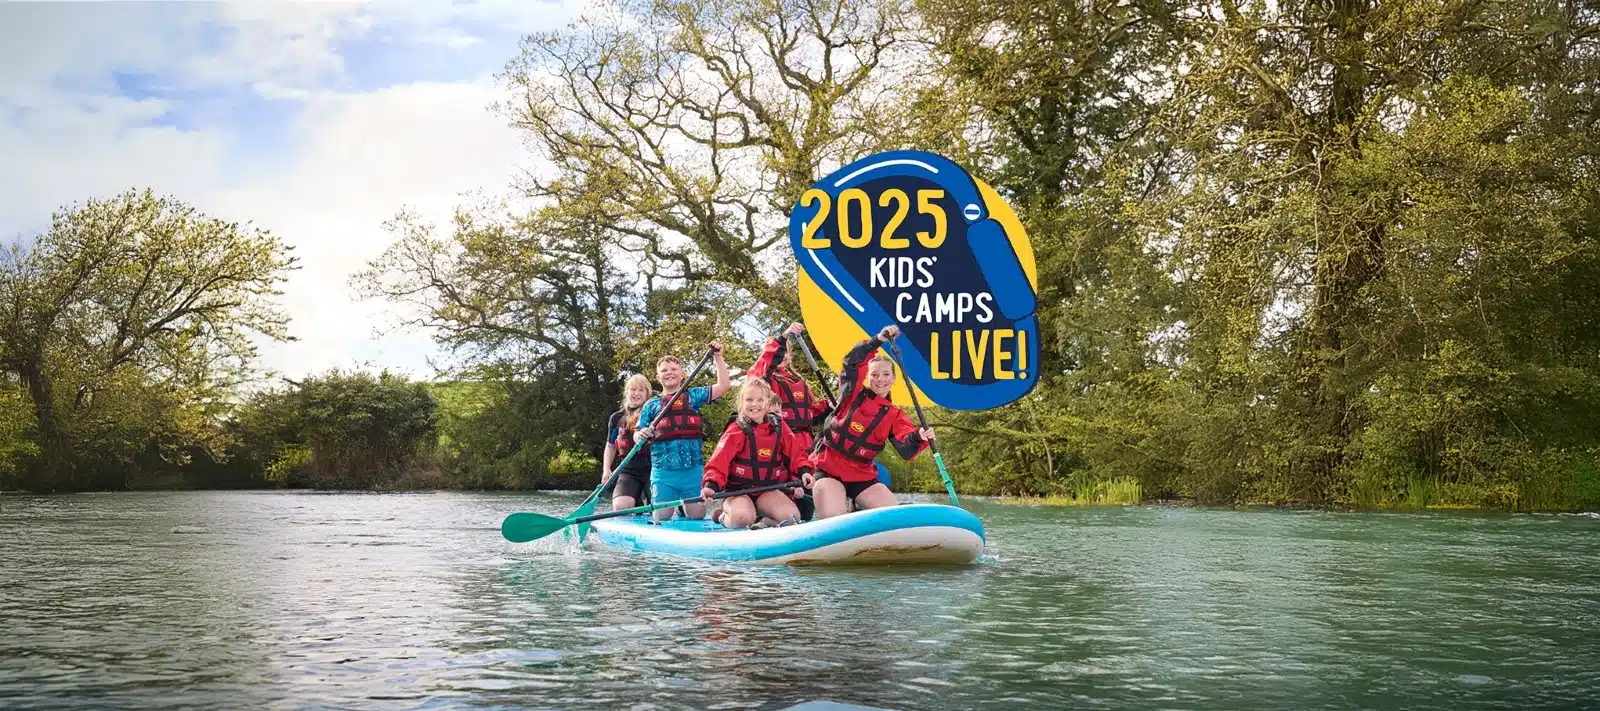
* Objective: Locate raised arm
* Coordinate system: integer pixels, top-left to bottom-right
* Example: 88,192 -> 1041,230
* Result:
750,336 -> 785,381
708,342 -> 731,400
841,335 -> 883,371
835,332 -> 887,407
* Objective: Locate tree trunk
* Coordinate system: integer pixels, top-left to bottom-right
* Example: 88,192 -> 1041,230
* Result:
19,359 -> 71,492
1295,0 -> 1384,501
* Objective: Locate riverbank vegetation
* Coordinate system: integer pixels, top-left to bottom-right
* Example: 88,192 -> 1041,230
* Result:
3,0 -> 1599,511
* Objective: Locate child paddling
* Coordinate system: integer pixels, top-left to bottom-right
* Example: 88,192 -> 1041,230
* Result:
749,322 -> 833,452
637,343 -> 731,522
804,325 -> 935,519
751,322 -> 832,522
700,379 -> 810,529
601,374 -> 654,511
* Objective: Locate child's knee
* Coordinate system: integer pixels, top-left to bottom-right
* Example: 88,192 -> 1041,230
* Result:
764,499 -> 799,521
723,508 -> 756,528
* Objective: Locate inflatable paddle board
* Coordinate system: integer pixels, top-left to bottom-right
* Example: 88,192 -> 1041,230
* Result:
590,504 -> 984,565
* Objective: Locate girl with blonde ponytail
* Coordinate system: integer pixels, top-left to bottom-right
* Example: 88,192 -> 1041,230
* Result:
603,373 -> 655,510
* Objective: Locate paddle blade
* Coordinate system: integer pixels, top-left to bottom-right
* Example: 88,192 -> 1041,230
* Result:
574,496 -> 600,542
501,512 -> 571,543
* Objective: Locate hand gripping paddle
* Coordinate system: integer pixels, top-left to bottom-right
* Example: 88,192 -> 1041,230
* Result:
507,347 -> 716,543
886,337 -> 960,507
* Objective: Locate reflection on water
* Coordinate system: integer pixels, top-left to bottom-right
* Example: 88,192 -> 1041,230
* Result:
2,492 -> 1598,710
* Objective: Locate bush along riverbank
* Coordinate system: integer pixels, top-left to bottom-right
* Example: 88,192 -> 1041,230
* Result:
5,360 -> 1597,514
897,446 -> 1600,513
974,463 -> 1600,513
7,362 -> 1599,515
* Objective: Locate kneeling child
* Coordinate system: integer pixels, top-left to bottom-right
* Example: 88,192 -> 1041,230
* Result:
701,379 -> 810,529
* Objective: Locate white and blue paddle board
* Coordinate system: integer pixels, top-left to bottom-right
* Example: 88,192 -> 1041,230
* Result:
590,504 -> 985,565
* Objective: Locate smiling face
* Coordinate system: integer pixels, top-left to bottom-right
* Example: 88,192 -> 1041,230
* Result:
867,358 -> 895,397
625,378 -> 651,408
656,358 -> 684,391
739,385 -> 770,422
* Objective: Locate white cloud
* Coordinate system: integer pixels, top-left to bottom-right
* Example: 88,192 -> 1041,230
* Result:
0,95 -> 231,236
189,3 -> 371,93
216,79 -> 529,379
421,28 -> 484,50
0,1 -> 582,379
251,81 -> 316,101
0,3 -> 180,94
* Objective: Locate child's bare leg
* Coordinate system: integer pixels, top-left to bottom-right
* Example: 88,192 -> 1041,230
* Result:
755,490 -> 800,522
720,496 -> 757,529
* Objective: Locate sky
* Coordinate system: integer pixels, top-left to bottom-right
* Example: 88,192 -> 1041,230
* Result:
0,0 -> 586,379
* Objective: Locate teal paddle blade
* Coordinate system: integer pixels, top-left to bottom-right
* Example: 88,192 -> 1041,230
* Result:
574,496 -> 599,542
501,512 -> 570,543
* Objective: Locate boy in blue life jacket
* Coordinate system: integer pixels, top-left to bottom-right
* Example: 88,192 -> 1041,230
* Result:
636,343 -> 731,521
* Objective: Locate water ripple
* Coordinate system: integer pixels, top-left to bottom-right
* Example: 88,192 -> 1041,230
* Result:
2,492 -> 1599,710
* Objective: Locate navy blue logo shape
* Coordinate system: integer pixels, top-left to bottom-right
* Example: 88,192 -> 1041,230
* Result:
790,150 -> 1039,411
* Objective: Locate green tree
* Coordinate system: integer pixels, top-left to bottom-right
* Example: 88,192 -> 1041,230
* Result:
220,370 -> 439,490
498,0 -> 939,310
1152,0 -> 1600,504
910,0 -> 1186,496
894,0 -> 1600,510
0,373 -> 37,488
0,189 -> 297,492
355,198 -> 748,487
282,370 -> 439,488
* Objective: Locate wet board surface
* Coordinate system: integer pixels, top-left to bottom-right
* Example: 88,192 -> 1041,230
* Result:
590,503 -> 986,565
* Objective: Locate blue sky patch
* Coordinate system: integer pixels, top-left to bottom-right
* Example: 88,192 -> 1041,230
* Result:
333,23 -> 521,93
0,2 -> 570,375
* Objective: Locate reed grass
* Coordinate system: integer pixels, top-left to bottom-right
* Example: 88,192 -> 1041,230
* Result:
998,477 -> 1144,507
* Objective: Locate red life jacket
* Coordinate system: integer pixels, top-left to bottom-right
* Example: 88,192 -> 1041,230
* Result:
766,368 -> 817,432
653,392 -> 704,441
612,408 -> 651,472
725,415 -> 791,488
821,391 -> 895,462
614,408 -> 638,450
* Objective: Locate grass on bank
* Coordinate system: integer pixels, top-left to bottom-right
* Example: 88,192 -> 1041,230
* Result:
986,458 -> 1600,512
913,449 -> 1600,512
992,477 -> 1146,507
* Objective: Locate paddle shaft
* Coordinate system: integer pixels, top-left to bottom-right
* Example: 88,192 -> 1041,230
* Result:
573,480 -> 800,525
886,339 -> 960,506
592,348 -> 716,501
788,331 -> 838,409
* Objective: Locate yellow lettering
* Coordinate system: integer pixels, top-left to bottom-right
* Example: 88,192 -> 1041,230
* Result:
964,329 -> 988,379
929,333 -> 948,379
879,189 -> 910,249
916,189 -> 947,248
950,330 -> 962,379
800,189 -> 831,249
993,329 -> 1015,380
838,188 -> 872,248
1017,329 -> 1027,377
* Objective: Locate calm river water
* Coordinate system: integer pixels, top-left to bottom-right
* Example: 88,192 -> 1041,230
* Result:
2,491 -> 1598,710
